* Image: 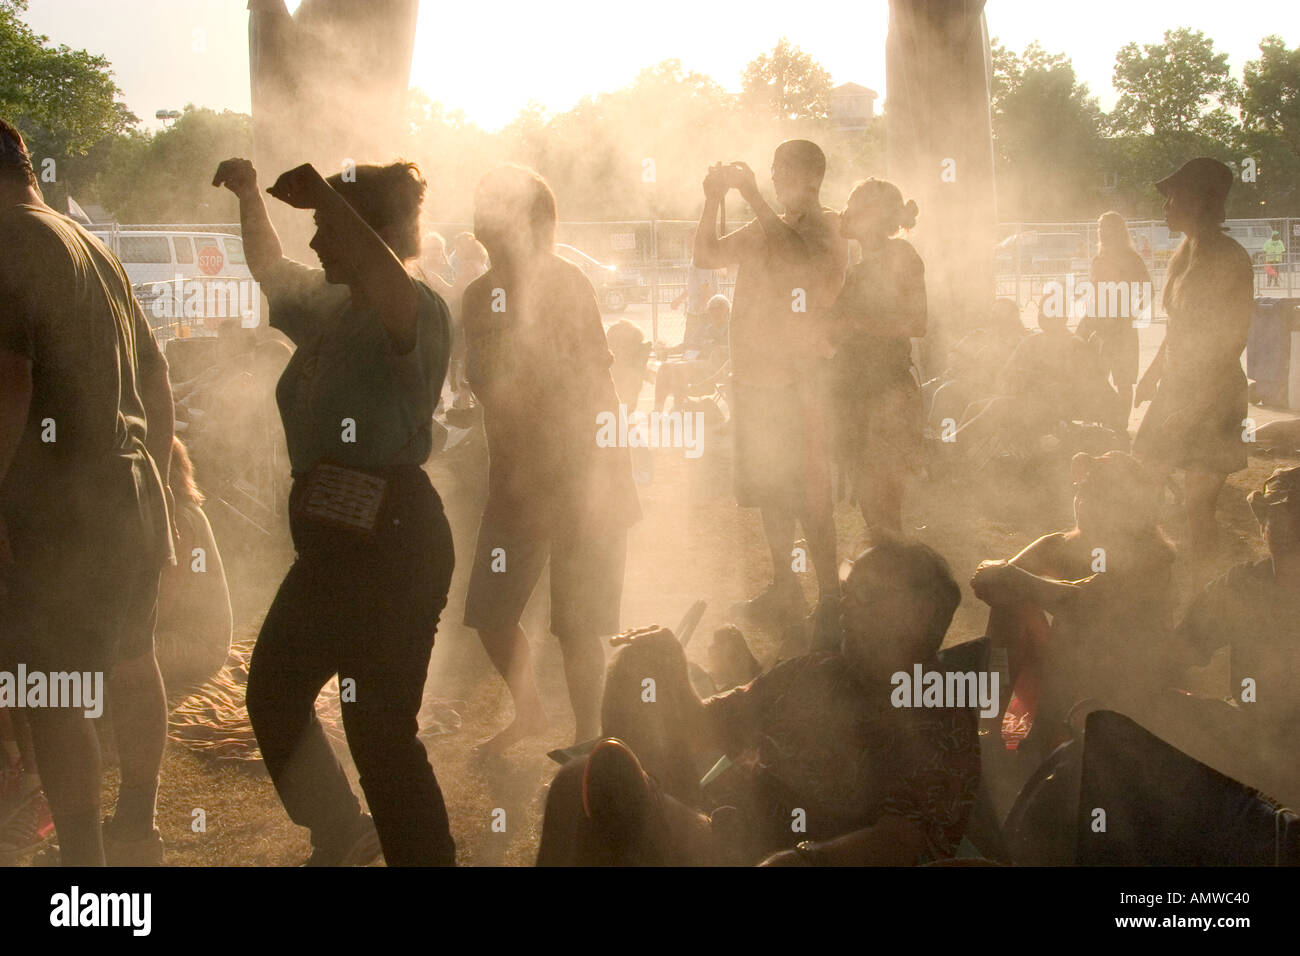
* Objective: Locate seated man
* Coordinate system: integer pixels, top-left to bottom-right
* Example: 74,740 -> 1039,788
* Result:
972,451 -> 1175,757
536,538 -> 981,866
654,294 -> 731,413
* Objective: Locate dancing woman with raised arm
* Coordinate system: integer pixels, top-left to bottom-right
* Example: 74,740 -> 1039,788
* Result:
214,157 -> 456,865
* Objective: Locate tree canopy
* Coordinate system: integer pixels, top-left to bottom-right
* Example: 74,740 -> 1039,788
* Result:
3,1 -> 1297,227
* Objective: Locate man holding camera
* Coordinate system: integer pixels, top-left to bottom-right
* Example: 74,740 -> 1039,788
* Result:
692,142 -> 847,645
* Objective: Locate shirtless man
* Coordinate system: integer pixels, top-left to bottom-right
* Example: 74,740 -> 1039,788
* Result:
693,142 -> 847,645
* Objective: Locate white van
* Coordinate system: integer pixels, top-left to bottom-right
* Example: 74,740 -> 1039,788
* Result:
89,229 -> 262,336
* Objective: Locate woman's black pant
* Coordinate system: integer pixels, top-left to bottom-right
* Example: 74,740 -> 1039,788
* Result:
247,466 -> 456,865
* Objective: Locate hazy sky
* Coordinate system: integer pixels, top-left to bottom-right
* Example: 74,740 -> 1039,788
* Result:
24,0 -> 1300,132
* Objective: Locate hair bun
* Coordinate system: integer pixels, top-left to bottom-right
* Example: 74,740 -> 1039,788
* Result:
900,199 -> 919,230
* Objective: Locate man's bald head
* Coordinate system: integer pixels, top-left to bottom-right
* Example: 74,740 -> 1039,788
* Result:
773,140 -> 826,187
770,139 -> 826,210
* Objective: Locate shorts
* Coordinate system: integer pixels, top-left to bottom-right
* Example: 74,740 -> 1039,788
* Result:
462,512 -> 627,639
731,381 -> 831,514
0,529 -> 161,674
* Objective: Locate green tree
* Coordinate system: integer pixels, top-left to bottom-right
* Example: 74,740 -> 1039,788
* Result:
1109,28 -> 1240,140
0,0 -> 135,198
92,106 -> 252,222
1239,35 -> 1300,215
989,40 -> 1105,219
1241,35 -> 1300,157
741,38 -> 833,122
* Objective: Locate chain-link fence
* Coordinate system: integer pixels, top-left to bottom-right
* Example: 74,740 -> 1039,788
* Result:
99,216 -> 1300,347
994,218 -> 1300,321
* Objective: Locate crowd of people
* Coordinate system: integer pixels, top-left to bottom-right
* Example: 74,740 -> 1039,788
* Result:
0,112 -> 1295,867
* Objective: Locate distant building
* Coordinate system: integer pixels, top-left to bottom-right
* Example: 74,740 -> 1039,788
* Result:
831,82 -> 878,131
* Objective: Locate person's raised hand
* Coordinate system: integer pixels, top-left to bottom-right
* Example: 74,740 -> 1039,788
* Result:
728,162 -> 760,202
703,163 -> 728,202
212,158 -> 259,199
266,163 -> 330,210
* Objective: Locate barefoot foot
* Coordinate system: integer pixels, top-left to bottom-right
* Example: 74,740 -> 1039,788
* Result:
475,709 -> 549,755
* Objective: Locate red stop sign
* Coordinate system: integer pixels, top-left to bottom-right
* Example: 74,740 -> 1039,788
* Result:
197,245 -> 224,276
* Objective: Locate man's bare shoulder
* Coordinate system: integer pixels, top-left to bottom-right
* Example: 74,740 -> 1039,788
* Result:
795,206 -> 846,252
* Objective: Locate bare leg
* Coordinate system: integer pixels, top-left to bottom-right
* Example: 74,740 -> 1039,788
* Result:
556,631 -> 604,744
800,498 -> 840,601
858,466 -> 905,539
760,507 -> 798,588
107,649 -> 166,838
25,707 -> 103,866
475,625 -> 549,753
1185,468 -> 1229,559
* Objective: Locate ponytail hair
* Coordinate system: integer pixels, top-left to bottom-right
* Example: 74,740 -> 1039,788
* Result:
849,177 -> 919,235
899,198 -> 919,231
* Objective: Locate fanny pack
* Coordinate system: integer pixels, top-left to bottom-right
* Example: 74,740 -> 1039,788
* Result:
292,462 -> 391,535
